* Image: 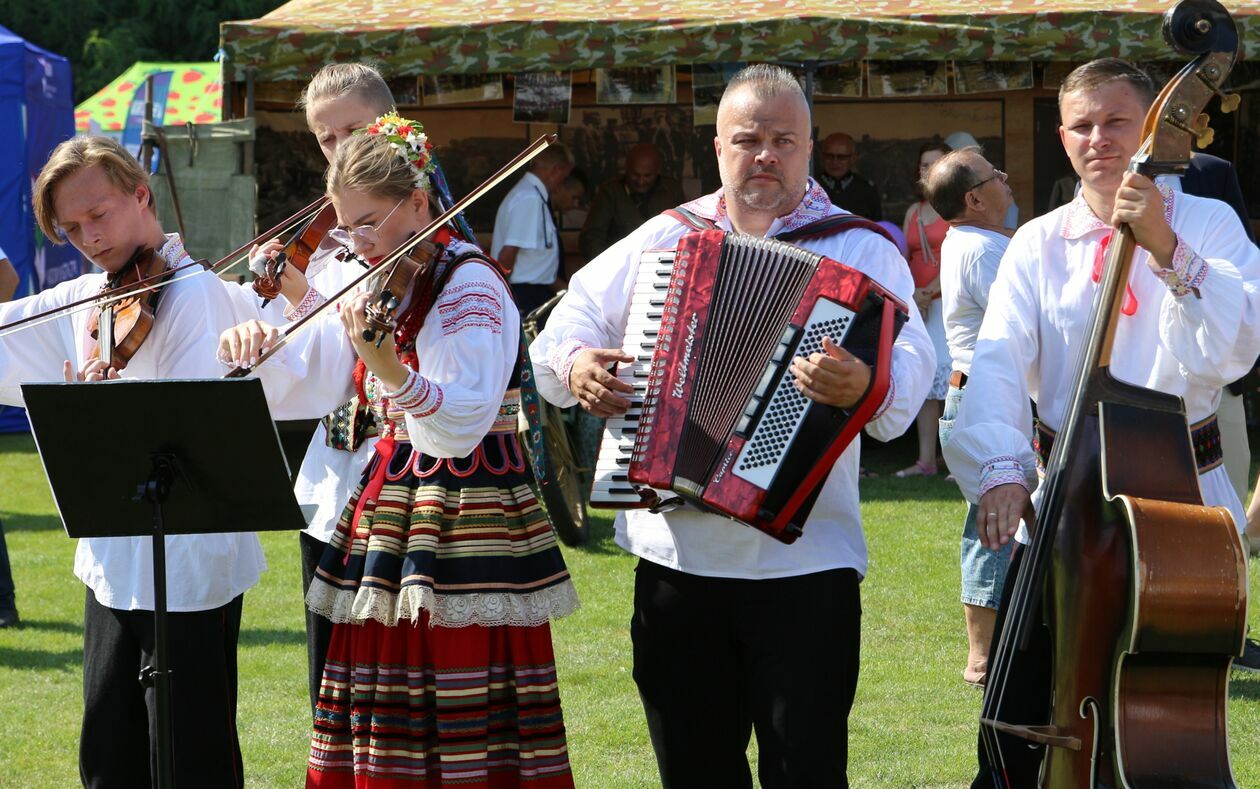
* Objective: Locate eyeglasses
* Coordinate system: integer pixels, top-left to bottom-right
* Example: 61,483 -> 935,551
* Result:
969,169 -> 1006,192
328,198 -> 406,250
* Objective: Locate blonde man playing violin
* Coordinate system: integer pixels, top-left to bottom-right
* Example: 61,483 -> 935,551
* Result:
942,58 -> 1260,788
0,135 -> 261,788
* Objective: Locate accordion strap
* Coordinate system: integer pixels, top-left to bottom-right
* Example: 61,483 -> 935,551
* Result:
775,214 -> 898,247
663,206 -> 717,232
664,206 -> 898,249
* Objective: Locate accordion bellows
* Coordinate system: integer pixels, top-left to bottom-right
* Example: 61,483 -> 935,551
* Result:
594,229 -> 907,544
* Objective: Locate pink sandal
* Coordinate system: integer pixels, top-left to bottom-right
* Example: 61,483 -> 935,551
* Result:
894,460 -> 937,478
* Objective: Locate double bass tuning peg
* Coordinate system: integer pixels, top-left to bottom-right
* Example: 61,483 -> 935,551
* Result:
1196,68 -> 1240,113
1166,107 -> 1215,149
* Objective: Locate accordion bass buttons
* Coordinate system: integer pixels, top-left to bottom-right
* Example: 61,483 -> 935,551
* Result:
736,324 -> 803,438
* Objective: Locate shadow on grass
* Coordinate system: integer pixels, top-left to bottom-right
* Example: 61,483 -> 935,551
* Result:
0,644 -> 82,670
239,627 -> 307,647
3,513 -> 65,533
7,618 -> 83,636
1230,673 -> 1260,700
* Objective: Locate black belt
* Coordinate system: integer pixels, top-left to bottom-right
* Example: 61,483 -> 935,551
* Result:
1034,414 -> 1223,475
949,370 -> 968,389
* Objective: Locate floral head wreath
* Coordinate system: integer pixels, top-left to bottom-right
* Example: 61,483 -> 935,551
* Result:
358,111 -> 436,191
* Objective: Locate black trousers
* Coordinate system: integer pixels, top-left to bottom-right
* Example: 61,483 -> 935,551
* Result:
971,544 -> 1052,789
631,559 -> 862,789
299,531 -> 335,713
80,588 -> 244,789
509,282 -> 555,323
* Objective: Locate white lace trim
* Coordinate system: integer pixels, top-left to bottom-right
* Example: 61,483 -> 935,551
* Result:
306,577 -> 580,629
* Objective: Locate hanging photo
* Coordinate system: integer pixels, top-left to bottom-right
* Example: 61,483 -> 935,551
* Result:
1041,62 -> 1080,90
422,74 -> 504,106
815,63 -> 863,98
866,61 -> 948,98
596,67 -> 676,105
513,72 -> 572,125
388,77 -> 420,106
692,63 -> 745,126
954,62 -> 1034,94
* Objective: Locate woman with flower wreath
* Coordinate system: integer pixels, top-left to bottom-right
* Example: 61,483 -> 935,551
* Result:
220,114 -> 579,787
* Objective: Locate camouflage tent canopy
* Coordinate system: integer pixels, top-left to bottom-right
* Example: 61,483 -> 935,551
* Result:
219,0 -> 1260,83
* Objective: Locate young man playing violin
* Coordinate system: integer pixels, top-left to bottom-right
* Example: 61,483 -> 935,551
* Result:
941,58 -> 1260,788
0,135 -> 262,788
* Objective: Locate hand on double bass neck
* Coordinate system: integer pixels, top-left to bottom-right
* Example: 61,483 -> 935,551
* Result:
791,336 -> 872,409
568,348 -> 634,417
976,483 -> 1036,550
1112,172 -> 1178,269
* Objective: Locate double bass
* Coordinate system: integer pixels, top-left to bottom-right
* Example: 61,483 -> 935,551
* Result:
980,1 -> 1248,785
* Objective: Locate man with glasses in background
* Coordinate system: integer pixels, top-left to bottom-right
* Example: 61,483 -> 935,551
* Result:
922,147 -> 1015,690
492,143 -> 576,318
816,132 -> 882,221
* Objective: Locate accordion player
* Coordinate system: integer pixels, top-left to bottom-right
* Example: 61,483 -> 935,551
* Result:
593,228 -> 910,543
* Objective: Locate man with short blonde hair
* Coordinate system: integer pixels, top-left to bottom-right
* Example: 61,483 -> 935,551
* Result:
5,135 -> 262,787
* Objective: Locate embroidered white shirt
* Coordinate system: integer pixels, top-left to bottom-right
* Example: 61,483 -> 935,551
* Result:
942,189 -> 1260,539
0,235 -> 267,611
530,181 -> 936,579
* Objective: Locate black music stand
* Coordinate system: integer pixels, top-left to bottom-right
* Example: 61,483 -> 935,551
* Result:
20,378 -> 305,789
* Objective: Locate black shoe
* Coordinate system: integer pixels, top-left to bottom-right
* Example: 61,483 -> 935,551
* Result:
1236,638 -> 1260,673
0,608 -> 18,628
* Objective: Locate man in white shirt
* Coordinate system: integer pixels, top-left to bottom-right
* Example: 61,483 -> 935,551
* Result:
923,148 -> 1015,689
942,58 -> 1260,787
2,136 -> 264,787
491,143 -> 574,319
531,64 -> 934,786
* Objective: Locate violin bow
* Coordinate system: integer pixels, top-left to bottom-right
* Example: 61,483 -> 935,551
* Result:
224,133 -> 558,379
0,196 -> 331,339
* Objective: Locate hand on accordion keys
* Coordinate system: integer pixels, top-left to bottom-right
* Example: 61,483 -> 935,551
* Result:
568,347 -> 635,417
789,336 -> 873,409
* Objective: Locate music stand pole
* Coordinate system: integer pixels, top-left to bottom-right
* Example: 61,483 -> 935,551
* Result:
136,455 -> 176,789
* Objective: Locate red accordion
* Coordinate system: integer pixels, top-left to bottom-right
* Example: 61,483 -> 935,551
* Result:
620,229 -> 907,543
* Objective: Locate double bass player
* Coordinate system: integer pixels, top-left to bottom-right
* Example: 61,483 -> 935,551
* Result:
943,56 -> 1260,787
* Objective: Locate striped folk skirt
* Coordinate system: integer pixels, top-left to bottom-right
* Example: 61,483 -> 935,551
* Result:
305,429 -> 578,787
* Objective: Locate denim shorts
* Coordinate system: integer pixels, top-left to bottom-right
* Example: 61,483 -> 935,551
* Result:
940,383 -> 1013,609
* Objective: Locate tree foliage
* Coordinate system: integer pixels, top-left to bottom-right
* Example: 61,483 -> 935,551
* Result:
1,0 -> 280,102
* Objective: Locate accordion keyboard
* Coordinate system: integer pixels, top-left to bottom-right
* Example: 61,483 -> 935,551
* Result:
589,249 -> 674,507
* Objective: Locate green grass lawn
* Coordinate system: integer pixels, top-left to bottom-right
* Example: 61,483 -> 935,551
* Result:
1,431 -> 1258,787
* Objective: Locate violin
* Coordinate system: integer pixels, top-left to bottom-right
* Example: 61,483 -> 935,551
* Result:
0,196 -> 332,341
85,246 -> 172,370
251,202 -> 341,304
224,133 -> 558,378
980,2 -> 1247,786
361,236 -> 442,346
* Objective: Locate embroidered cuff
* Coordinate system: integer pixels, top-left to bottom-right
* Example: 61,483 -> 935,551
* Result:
382,369 -> 444,419
1153,235 -> 1208,299
978,455 -> 1030,497
551,338 -> 592,390
283,287 -> 327,320
870,374 -> 896,421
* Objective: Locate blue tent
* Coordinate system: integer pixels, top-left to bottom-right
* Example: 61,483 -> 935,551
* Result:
0,26 -> 78,432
